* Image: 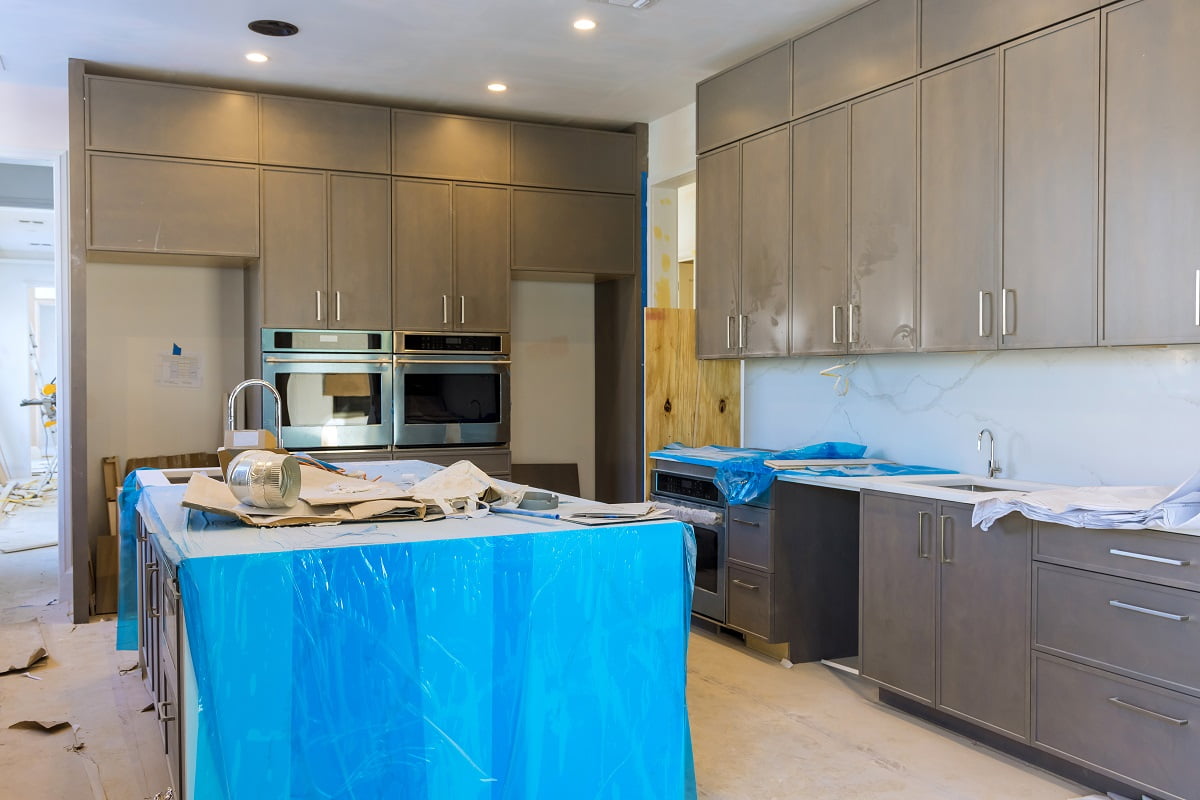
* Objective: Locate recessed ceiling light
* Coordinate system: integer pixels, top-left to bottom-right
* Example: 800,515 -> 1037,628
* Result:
247,19 -> 299,37
245,52 -> 269,63
574,18 -> 597,30
487,83 -> 508,93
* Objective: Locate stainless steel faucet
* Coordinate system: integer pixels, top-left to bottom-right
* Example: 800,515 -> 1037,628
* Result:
977,428 -> 1001,478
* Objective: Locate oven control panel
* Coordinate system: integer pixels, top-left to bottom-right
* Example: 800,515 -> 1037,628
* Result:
396,332 -> 508,354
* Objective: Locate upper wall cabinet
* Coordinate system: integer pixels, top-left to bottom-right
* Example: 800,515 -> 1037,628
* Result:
391,110 -> 511,183
511,188 -> 636,277
85,76 -> 259,163
260,95 -> 390,174
792,0 -> 917,120
87,152 -> 259,257
920,0 -> 1100,70
1103,0 -> 1200,345
696,43 -> 792,155
512,123 -> 637,195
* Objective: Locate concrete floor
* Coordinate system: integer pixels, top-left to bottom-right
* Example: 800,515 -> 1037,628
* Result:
1,496 -> 1098,799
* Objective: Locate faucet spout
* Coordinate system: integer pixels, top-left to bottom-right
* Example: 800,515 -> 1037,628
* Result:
977,428 -> 1001,478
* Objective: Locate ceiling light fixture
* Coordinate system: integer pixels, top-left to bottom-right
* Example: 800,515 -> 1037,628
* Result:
487,83 -> 508,93
574,18 -> 597,30
247,19 -> 300,37
245,52 -> 269,63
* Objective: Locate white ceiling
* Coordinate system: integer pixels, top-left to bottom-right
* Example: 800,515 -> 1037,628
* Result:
1,0 -> 861,127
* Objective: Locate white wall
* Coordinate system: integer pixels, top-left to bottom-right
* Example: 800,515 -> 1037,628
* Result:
648,103 -> 696,186
0,83 -> 68,153
85,262 -> 245,533
0,261 -> 54,478
744,346 -> 1200,487
510,280 -> 596,498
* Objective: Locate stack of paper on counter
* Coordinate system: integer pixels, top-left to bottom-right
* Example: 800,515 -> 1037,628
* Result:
560,502 -> 672,526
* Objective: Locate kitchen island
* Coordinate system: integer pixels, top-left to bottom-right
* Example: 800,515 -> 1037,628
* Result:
131,461 -> 696,800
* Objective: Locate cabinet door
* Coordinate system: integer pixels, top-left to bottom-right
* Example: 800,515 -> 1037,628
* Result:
792,0 -> 918,118
392,179 -> 454,332
919,53 -> 999,352
791,108 -> 849,355
391,110 -> 511,183
85,76 -> 259,162
88,153 -> 259,257
329,174 -> 391,330
696,145 -> 741,358
1103,0 -> 1200,345
739,127 -> 790,357
920,0 -> 1101,70
849,83 -> 918,353
262,169 -> 328,328
860,492 -> 936,704
1002,16 -> 1099,349
696,42 -> 792,154
260,95 -> 390,174
509,189 -> 636,276
512,124 -> 637,194
454,184 -> 510,333
937,504 -> 1031,739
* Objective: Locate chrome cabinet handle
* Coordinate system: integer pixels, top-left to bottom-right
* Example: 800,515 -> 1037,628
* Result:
917,511 -> 930,559
1001,289 -> 1015,336
157,700 -> 177,723
978,291 -> 993,337
726,315 -> 733,350
731,578 -> 760,591
1108,696 -> 1189,726
442,295 -> 449,325
848,305 -> 859,344
731,518 -> 760,527
460,296 -> 466,325
1109,599 -> 1190,622
832,305 -> 843,345
335,291 -> 342,322
939,515 -> 953,564
738,314 -> 747,349
1109,548 -> 1191,567
1194,269 -> 1199,327
315,290 -> 322,322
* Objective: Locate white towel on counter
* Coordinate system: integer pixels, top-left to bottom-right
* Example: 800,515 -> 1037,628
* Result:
972,467 -> 1200,533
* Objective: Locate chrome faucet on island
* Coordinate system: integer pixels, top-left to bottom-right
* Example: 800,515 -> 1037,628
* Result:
977,428 -> 1001,478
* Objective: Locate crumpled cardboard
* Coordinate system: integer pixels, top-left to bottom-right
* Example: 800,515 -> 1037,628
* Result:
408,460 -> 524,516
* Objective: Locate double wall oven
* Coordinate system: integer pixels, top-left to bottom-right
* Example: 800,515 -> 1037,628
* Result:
260,329 -> 510,453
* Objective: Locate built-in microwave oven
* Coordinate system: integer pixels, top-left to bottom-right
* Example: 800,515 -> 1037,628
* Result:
393,331 -> 510,448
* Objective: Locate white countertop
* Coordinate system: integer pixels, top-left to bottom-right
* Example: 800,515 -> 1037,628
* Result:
773,470 -> 1066,505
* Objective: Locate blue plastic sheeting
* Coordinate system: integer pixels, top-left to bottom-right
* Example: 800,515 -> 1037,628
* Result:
115,469 -> 147,651
175,524 -> 697,799
715,442 -> 868,504
656,443 -> 772,466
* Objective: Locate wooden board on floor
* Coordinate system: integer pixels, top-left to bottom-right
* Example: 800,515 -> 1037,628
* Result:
644,307 -> 740,493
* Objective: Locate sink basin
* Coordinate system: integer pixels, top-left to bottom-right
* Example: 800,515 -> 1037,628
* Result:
929,483 -> 1012,493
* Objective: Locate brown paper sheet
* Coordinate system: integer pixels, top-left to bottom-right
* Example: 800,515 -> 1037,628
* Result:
0,620 -> 48,674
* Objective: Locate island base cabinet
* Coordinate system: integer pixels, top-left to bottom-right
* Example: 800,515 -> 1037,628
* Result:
1035,653 -> 1199,800
726,564 -> 774,640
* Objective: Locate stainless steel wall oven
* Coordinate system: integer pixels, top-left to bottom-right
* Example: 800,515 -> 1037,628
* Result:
649,468 -> 726,623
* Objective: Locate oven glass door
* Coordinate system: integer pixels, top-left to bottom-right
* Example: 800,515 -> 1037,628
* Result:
691,521 -> 726,622
262,355 -> 393,449
394,357 -> 510,447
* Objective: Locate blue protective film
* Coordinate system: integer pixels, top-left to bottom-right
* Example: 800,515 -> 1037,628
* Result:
115,469 -> 146,650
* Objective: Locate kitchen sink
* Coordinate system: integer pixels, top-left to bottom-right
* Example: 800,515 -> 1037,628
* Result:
926,482 -> 1013,493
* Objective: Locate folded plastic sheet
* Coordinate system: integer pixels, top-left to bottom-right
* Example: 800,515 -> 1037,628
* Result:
172,521 -> 697,798
116,469 -> 149,650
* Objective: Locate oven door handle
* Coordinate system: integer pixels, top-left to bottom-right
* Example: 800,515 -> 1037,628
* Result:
393,358 -> 512,365
264,357 -> 393,365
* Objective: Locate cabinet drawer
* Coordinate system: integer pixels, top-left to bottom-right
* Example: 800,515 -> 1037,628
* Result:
1035,563 -> 1200,696
727,505 -> 772,571
1035,654 -> 1198,800
1035,523 -> 1200,592
161,570 -> 180,670
727,565 -> 773,640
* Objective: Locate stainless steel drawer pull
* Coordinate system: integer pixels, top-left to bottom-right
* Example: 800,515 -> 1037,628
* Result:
978,290 -> 990,337
460,296 -> 466,325
917,511 -> 930,559
848,305 -> 858,344
1002,288 -> 1015,336
1108,696 -> 1189,726
1109,599 -> 1191,622
731,578 -> 760,591
939,514 -> 953,564
832,305 -> 842,345
726,315 -> 733,349
731,518 -> 760,527
315,290 -> 322,322
1195,269 -> 1199,327
1109,548 -> 1191,567
335,291 -> 342,322
442,295 -> 449,325
738,314 -> 747,349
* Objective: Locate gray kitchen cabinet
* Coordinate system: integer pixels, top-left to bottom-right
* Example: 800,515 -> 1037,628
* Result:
696,42 -> 792,155
695,144 -> 740,358
87,152 -> 259,257
920,0 -> 1100,70
392,178 -> 509,333
510,188 -> 636,277
260,95 -> 390,174
512,123 -> 637,195
1102,0 -> 1200,345
861,491 -> 1031,738
849,82 -> 917,353
391,109 -> 511,184
262,169 -> 390,330
790,107 -> 849,355
919,53 -> 999,352
792,0 -> 918,119
1001,15 -> 1099,349
738,126 -> 791,357
85,75 -> 259,163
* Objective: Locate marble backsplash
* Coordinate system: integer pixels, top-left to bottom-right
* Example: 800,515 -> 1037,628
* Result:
744,345 -> 1200,487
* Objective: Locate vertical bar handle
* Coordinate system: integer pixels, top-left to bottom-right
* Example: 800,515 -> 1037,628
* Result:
1194,269 -> 1199,327
939,515 -> 953,564
848,305 -> 858,344
738,314 -> 747,349
442,295 -> 448,325
335,291 -> 342,322
315,290 -> 322,322
979,291 -> 993,337
832,305 -> 842,345
917,511 -> 930,559
1002,289 -> 1015,336
460,296 -> 466,325
726,316 -> 733,350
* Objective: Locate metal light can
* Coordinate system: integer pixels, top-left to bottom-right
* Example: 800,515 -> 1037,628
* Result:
226,450 -> 301,509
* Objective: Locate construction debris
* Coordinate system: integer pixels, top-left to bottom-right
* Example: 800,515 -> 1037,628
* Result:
0,620 -> 49,674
